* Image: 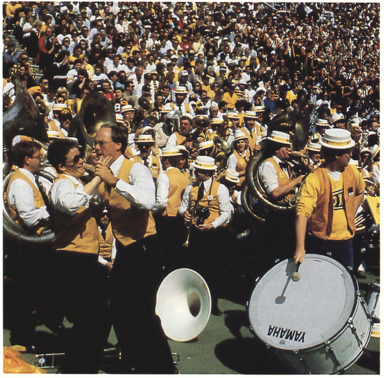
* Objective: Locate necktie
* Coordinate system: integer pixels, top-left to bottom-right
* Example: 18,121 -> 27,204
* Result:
101,228 -> 106,240
279,162 -> 289,169
197,182 -> 205,201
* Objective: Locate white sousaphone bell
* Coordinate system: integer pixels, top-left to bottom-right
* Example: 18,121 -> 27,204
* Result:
156,269 -> 211,342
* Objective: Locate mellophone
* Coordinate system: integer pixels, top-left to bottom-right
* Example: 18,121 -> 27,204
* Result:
248,254 -> 373,374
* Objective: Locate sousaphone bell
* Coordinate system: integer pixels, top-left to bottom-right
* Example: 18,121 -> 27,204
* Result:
156,269 -> 211,342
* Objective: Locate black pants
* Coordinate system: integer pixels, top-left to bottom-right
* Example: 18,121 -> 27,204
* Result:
5,237 -> 56,347
56,251 -> 111,374
111,236 -> 174,374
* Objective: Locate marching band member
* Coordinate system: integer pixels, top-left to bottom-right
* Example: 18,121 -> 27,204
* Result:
179,156 -> 232,316
48,138 -> 111,373
94,124 -> 175,374
294,129 -> 365,271
227,130 -> 251,189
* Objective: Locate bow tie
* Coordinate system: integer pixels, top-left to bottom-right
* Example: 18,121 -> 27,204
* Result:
279,162 -> 289,169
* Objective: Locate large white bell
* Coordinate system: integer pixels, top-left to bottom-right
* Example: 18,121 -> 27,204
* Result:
156,269 -> 211,342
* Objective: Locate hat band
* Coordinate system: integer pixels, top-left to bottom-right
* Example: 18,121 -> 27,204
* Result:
323,139 -> 351,147
195,162 -> 215,169
271,136 -> 290,144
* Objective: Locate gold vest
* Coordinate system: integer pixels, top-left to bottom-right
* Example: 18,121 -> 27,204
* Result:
52,175 -> 99,253
233,149 -> 250,185
133,154 -> 161,180
264,157 -> 294,201
189,180 -> 220,225
308,166 -> 357,240
163,168 -> 190,217
98,223 -> 114,259
175,131 -> 187,145
5,169 -> 45,235
48,120 -> 66,139
99,158 -> 156,246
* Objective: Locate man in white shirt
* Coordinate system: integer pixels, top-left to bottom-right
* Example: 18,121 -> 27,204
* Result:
5,139 -> 51,349
179,156 -> 232,316
258,130 -> 304,263
48,138 -> 111,374
93,125 -> 175,374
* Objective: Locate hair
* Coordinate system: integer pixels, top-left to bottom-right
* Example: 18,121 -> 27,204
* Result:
322,147 -> 351,162
48,139 -> 78,170
12,141 -> 41,168
100,124 -> 127,153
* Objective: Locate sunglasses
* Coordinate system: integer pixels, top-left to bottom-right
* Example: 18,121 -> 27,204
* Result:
67,154 -> 82,165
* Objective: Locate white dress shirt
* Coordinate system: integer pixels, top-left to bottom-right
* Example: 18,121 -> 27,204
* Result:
110,154 -> 156,211
153,166 -> 174,213
178,177 -> 232,228
50,174 -> 92,216
258,156 -> 290,196
7,168 -> 50,228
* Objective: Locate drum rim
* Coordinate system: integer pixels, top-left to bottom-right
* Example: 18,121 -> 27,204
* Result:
248,254 -> 359,350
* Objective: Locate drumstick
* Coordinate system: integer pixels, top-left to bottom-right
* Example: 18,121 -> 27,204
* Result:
292,262 -> 301,282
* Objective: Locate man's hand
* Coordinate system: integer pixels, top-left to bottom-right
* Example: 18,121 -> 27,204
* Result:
294,247 -> 305,265
95,156 -> 115,186
106,261 -> 113,272
197,223 -> 212,231
294,175 -> 304,186
184,211 -> 191,225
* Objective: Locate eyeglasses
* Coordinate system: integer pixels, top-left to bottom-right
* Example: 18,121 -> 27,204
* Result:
66,154 -> 83,165
93,140 -> 113,149
30,154 -> 43,160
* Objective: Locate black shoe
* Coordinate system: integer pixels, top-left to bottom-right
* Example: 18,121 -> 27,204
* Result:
354,271 -> 366,279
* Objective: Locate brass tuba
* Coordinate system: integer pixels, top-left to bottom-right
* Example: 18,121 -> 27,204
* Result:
68,92 -> 116,148
3,79 -> 54,244
241,92 -> 312,222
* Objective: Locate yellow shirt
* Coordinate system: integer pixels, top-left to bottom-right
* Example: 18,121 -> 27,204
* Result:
297,167 -> 365,240
222,92 -> 238,109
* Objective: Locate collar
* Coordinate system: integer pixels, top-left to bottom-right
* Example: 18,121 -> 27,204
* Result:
110,154 -> 125,175
272,155 -> 283,164
19,168 -> 38,186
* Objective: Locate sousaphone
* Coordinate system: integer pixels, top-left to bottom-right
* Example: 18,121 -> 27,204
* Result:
156,269 -> 211,342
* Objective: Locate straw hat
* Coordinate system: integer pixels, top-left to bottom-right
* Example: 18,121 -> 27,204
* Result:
193,156 -> 216,170
226,111 -> 239,119
244,111 -> 258,119
316,119 -> 330,128
360,147 -> 372,156
177,145 -> 190,156
47,130 -> 60,139
233,130 -> 248,142
160,103 -> 175,113
371,144 -> 380,160
211,118 -> 224,125
174,86 -> 188,94
332,114 -> 345,124
225,169 -> 240,183
251,105 -> 265,113
121,104 -> 135,113
267,130 -> 291,146
198,140 -> 214,151
307,142 -> 321,153
320,129 -> 355,149
52,103 -> 67,111
12,135 -> 43,147
161,146 -> 182,157
136,134 -> 155,143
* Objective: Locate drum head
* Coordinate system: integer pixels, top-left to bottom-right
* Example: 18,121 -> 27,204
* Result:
249,254 -> 356,350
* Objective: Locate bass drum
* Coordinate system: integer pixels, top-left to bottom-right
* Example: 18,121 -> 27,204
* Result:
248,254 -> 372,374
365,283 -> 380,338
